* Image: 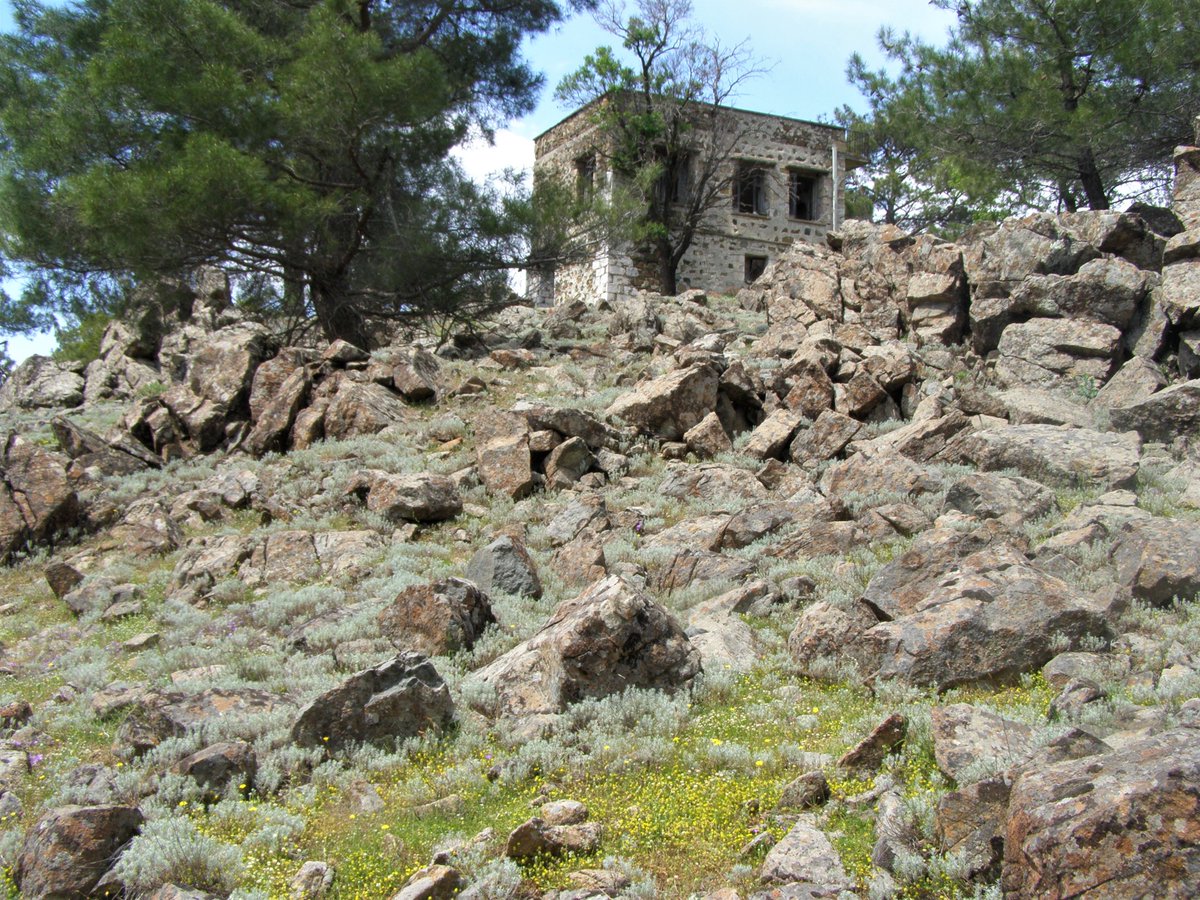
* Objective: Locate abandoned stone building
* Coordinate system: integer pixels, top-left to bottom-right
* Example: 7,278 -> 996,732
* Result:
528,99 -> 861,307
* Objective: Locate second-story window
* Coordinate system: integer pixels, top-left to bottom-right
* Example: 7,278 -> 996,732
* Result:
576,153 -> 596,201
789,170 -> 818,220
734,162 -> 768,215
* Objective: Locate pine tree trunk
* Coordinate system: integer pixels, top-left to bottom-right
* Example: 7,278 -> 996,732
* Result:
312,278 -> 372,349
1077,149 -> 1110,210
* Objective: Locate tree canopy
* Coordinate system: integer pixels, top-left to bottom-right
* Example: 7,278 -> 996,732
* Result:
554,0 -> 765,295
0,0 -> 586,347
846,0 -> 1200,230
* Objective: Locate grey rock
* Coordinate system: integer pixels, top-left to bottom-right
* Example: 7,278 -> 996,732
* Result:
348,471 -> 462,523
466,535 -> 542,598
758,815 -> 851,891
605,364 -> 719,441
945,424 -> 1141,490
0,355 -> 84,411
290,652 -> 453,752
931,704 -> 1035,782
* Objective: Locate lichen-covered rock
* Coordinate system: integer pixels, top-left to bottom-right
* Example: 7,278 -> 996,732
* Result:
170,741 -> 257,798
505,818 -> 602,860
117,689 -> 283,756
683,411 -> 733,458
347,471 -> 462,523
470,575 -> 700,722
1002,725 -> 1200,898
995,318 -> 1121,390
290,652 -> 453,752
15,804 -> 144,898
931,704 -> 1035,782
1112,517 -> 1200,606
377,578 -> 495,656
390,864 -> 462,900
544,436 -> 594,488
322,378 -> 410,440
758,815 -> 851,891
1109,378 -> 1200,443
857,546 -> 1113,690
945,424 -> 1141,490
793,543 -> 1113,691
246,366 -> 310,457
477,432 -> 534,500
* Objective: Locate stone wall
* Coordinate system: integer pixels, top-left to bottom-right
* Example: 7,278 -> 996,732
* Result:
529,100 -> 852,305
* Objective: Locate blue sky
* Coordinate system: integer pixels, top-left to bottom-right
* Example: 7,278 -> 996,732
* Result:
1,0 -> 957,361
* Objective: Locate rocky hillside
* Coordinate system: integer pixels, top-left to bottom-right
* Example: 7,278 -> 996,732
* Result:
0,134 -> 1197,900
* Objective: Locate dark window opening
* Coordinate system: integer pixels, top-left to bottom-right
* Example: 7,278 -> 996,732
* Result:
671,154 -> 690,203
789,171 -> 818,221
734,162 -> 768,215
576,153 -> 596,201
745,255 -> 768,283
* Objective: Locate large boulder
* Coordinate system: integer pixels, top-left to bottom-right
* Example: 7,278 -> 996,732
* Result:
169,530 -> 382,601
0,434 -> 80,564
290,653 -> 454,752
604,364 -> 719,441
792,544 -> 1114,690
1003,725 -> 1200,899
15,804 -> 144,898
1161,259 -> 1200,330
862,546 -> 1113,689
758,814 -> 852,892
322,378 -> 410,440
51,416 -> 161,479
931,704 -> 1035,782
465,535 -> 542,599
470,575 -> 700,722
963,213 -> 1104,352
1109,379 -> 1200,443
1003,257 -> 1156,331
117,688 -> 284,756
246,366 -> 311,457
377,579 -> 496,656
945,424 -> 1141,490
185,323 -> 273,412
1112,517 -> 1200,606
347,471 -> 462,523
0,355 -> 84,410
248,348 -> 319,422
995,318 -> 1121,390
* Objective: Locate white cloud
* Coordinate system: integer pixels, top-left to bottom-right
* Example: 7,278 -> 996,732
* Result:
452,128 -> 535,190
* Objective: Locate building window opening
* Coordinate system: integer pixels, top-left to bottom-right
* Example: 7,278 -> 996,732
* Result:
789,171 -> 818,220
576,153 -> 596,201
744,255 -> 768,283
734,162 -> 768,215
671,153 -> 691,203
